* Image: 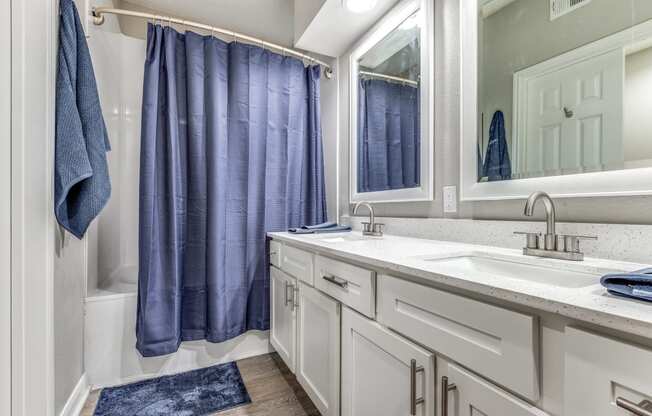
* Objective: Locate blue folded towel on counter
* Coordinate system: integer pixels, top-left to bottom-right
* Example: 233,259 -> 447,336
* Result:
289,222 -> 352,234
54,0 -> 111,239
601,268 -> 652,302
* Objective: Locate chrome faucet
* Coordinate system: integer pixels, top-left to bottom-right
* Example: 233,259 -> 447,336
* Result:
516,191 -> 596,261
523,191 -> 557,250
353,202 -> 384,237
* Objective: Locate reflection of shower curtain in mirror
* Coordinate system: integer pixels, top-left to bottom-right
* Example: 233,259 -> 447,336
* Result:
358,79 -> 420,193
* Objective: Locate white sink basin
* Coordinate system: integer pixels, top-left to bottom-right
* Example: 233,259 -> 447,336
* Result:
421,254 -> 601,288
316,234 -> 370,244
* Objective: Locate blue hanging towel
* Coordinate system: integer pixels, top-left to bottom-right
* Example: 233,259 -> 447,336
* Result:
483,110 -> 511,181
601,268 -> 652,303
54,0 -> 111,239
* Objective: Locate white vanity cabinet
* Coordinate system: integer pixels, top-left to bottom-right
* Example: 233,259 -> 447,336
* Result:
439,359 -> 549,416
296,282 -> 341,416
341,307 -> 436,416
269,236 -> 652,416
270,267 -> 297,372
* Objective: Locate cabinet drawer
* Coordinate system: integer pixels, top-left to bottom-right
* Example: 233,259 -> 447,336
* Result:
314,256 -> 376,318
281,244 -> 314,285
443,362 -> 549,416
377,274 -> 539,401
564,326 -> 652,416
269,240 -> 281,268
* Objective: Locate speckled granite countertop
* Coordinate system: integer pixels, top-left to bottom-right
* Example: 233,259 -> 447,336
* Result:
268,231 -> 652,339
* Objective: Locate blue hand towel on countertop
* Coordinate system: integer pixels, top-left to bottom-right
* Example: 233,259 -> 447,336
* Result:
289,222 -> 352,234
601,268 -> 652,302
54,0 -> 111,239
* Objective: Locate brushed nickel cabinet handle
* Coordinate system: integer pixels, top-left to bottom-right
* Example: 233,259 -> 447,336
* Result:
410,359 -> 424,415
284,281 -> 293,307
322,274 -> 348,288
616,397 -> 652,416
440,376 -> 457,416
294,286 -> 299,309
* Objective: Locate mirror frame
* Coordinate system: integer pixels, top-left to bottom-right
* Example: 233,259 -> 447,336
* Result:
460,0 -> 652,201
349,0 -> 434,203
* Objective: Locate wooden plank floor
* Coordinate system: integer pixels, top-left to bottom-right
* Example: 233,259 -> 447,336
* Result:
81,353 -> 320,416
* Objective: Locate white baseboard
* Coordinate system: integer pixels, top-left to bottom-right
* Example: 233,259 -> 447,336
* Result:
59,373 -> 90,416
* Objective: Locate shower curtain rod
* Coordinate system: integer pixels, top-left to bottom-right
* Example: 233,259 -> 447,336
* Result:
91,7 -> 333,78
359,70 -> 418,86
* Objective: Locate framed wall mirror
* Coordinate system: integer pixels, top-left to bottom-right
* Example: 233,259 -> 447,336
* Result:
461,0 -> 652,200
350,0 -> 434,203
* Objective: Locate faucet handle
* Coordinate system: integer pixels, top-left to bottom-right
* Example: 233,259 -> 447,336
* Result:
372,223 -> 385,235
361,222 -> 373,233
514,231 -> 541,249
559,234 -> 597,253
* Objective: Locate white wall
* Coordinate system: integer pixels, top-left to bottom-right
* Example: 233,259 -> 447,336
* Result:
1,0 -> 11,413
11,0 -> 57,414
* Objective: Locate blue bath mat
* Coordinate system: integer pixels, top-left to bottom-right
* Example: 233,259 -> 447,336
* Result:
94,362 -> 251,416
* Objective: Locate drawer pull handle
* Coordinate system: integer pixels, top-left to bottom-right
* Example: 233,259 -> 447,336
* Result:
616,397 -> 652,416
410,359 -> 425,415
323,274 -> 348,288
440,376 -> 457,416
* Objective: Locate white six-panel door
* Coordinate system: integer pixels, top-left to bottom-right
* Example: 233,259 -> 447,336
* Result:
296,282 -> 340,416
270,267 -> 297,372
341,307 -> 435,416
518,48 -> 624,177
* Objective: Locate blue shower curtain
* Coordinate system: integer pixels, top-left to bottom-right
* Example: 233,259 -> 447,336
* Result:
358,78 -> 420,193
137,24 -> 327,357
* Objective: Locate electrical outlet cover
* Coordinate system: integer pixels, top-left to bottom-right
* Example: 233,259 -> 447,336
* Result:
443,186 -> 457,213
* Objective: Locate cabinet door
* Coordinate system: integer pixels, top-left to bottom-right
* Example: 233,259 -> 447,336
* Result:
296,283 -> 341,416
270,267 -> 297,372
342,307 -> 435,416
440,361 -> 549,416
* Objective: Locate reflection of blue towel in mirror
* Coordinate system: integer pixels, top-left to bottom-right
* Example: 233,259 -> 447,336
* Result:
358,79 -> 420,193
483,111 -> 511,181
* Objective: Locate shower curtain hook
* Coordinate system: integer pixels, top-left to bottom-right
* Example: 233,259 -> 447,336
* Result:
232,31 -> 237,44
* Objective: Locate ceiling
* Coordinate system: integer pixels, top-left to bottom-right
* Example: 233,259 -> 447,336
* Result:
294,0 -> 401,57
120,0 -> 295,46
119,0 -> 400,58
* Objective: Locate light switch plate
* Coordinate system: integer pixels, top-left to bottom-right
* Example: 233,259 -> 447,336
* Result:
443,186 -> 457,213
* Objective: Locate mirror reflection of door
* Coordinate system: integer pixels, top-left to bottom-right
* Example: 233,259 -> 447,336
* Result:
477,0 -> 652,182
357,11 -> 421,193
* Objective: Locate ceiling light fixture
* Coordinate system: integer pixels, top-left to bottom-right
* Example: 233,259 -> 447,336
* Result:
344,0 -> 378,14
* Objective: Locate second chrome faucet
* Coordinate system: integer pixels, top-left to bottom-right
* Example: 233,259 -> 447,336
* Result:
353,201 -> 384,237
516,191 -> 596,261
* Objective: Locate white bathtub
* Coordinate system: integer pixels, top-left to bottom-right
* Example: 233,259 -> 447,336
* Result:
85,282 -> 272,388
